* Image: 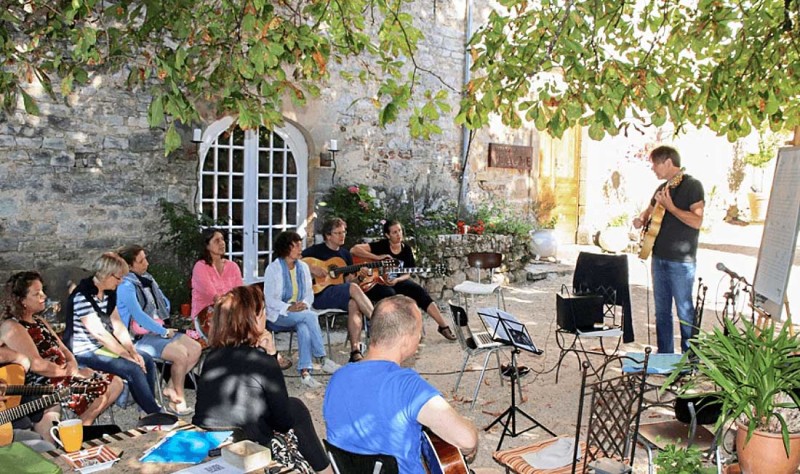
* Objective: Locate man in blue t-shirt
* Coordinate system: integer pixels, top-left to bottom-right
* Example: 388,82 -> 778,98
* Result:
302,217 -> 374,362
323,295 -> 478,473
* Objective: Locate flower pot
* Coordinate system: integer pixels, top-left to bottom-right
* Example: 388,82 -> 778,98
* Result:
748,191 -> 769,223
736,421 -> 800,474
598,226 -> 629,253
530,229 -> 558,259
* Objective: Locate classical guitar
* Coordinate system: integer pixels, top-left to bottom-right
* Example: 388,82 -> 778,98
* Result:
421,431 -> 469,474
0,364 -> 73,446
359,264 -> 447,292
638,169 -> 685,260
302,256 -> 396,294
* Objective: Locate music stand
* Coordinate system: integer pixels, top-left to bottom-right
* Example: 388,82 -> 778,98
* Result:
478,308 -> 556,450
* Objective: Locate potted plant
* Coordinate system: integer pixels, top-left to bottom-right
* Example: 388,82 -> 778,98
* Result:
725,142 -> 747,224
665,318 -> 800,474
654,444 -> 716,474
744,128 -> 780,222
530,182 -> 558,259
598,212 -> 630,253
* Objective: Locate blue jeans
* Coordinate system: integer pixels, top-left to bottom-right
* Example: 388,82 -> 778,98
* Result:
268,310 -> 327,373
76,349 -> 161,414
652,256 -> 696,353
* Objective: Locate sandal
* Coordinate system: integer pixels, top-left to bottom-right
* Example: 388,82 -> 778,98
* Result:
349,349 -> 364,363
165,400 -> 194,417
277,353 -> 293,371
437,325 -> 457,341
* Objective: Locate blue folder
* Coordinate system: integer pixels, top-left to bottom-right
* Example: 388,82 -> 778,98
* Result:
140,430 -> 233,464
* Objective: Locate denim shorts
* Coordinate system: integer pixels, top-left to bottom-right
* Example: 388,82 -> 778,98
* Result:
134,333 -> 182,358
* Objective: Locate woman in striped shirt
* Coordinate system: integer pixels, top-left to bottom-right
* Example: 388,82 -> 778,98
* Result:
66,253 -> 161,415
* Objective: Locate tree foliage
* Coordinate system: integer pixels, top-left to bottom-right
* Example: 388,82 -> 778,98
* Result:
457,0 -> 800,141
1,0 -> 448,154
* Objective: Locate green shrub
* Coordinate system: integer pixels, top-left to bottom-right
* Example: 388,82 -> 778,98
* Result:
319,185 -> 383,247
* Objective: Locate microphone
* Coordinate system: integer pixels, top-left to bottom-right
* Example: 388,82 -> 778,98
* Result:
716,262 -> 745,281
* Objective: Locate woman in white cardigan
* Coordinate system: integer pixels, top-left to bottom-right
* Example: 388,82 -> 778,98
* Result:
264,231 -> 340,389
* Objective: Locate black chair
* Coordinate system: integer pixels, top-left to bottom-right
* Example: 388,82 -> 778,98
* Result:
324,440 -> 399,474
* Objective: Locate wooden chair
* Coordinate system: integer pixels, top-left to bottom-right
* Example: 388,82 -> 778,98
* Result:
494,349 -> 651,473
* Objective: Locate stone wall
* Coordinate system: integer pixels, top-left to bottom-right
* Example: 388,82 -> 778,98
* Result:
0,72 -> 198,280
0,1 -> 544,281
417,233 -> 534,302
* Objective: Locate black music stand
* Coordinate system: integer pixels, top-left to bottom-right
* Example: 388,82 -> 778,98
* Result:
479,308 -> 556,450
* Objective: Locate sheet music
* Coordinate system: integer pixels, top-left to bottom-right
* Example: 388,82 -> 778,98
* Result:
753,147 -> 800,320
477,307 -> 540,354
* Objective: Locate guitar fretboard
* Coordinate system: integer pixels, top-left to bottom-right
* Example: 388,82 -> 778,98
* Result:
4,385 -> 56,396
331,260 -> 393,276
0,391 -> 65,425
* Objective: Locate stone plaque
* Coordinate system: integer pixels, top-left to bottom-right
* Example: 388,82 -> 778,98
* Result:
488,143 -> 532,170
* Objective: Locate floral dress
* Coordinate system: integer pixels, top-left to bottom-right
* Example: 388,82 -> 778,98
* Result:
16,316 -> 113,414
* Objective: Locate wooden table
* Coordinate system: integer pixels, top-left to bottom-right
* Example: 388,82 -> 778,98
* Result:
41,423 -> 292,473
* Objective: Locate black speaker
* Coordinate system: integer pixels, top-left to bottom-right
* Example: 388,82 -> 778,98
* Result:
556,293 -> 604,332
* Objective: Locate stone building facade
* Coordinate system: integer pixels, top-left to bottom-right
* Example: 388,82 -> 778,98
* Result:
0,2 -> 570,287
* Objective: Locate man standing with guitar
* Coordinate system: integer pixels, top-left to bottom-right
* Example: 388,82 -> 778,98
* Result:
633,146 -> 704,353
324,296 -> 478,473
302,218 -> 375,362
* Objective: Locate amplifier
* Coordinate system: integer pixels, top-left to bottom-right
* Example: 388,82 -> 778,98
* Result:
556,293 -> 605,332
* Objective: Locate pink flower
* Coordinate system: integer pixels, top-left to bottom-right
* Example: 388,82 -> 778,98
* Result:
348,186 -> 359,194
358,201 -> 369,210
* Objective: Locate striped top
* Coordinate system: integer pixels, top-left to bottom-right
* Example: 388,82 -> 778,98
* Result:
71,292 -> 109,355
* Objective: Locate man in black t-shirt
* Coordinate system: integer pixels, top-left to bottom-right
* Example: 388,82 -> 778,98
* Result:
633,146 -> 704,353
302,218 -> 374,362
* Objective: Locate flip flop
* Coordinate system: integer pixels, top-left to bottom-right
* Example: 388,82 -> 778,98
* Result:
165,400 -> 194,417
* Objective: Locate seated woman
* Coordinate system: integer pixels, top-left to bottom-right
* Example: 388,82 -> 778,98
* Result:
264,231 -> 339,389
191,227 -> 290,370
65,252 -> 162,415
192,285 -> 333,473
1,271 -> 123,442
117,245 -> 202,416
351,220 -> 456,341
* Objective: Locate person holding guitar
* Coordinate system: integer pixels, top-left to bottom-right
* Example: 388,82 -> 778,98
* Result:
351,220 -> 457,341
1,271 -> 122,442
301,218 -> 375,363
324,295 -> 478,473
633,145 -> 704,353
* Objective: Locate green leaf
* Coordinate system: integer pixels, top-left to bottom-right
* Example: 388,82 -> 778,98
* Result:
148,95 -> 165,127
20,89 -> 39,115
164,123 -> 182,156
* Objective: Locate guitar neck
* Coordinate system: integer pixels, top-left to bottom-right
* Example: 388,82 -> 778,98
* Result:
334,260 -> 389,275
387,267 -> 432,275
0,392 -> 64,426
4,385 -> 56,397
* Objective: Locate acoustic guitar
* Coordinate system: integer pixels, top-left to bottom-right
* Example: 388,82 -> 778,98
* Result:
0,364 -> 73,446
359,264 -> 447,292
421,431 -> 470,474
302,257 -> 396,294
638,169 -> 685,260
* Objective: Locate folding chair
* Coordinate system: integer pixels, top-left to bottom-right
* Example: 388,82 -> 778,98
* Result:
448,302 -> 506,409
453,252 -> 506,315
324,439 -> 399,474
494,348 -> 652,474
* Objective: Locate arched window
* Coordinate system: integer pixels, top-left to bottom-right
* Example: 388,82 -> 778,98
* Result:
197,118 -> 309,283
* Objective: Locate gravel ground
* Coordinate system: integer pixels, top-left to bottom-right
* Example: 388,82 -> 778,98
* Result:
105,222 -> 797,473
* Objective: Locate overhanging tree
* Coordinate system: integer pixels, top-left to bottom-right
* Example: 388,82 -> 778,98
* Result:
458,0 -> 800,141
1,0 -> 450,154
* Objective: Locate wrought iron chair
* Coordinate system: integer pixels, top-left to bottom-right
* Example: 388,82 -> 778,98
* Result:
324,439 -> 399,474
448,302 -> 506,409
453,252 -> 506,315
494,348 -> 652,474
555,285 -> 624,383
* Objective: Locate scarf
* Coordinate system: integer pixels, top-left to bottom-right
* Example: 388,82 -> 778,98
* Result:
128,272 -> 170,320
279,258 -> 306,304
62,277 -> 116,350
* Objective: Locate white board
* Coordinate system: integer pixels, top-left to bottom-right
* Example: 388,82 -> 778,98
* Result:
753,147 -> 800,320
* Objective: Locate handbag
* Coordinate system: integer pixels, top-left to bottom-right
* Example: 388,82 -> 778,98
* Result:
270,429 -> 314,474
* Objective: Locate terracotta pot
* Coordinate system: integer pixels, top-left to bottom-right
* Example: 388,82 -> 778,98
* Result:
180,303 -> 191,317
736,421 -> 800,474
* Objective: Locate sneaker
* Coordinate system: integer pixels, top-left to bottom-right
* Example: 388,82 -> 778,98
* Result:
300,373 -> 322,389
320,357 -> 341,374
